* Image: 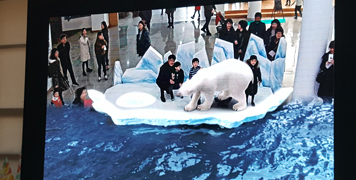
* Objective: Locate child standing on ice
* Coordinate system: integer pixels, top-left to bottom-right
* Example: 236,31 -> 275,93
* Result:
189,58 -> 202,104
245,55 -> 262,106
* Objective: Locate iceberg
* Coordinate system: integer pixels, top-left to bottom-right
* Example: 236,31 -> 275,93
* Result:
244,34 -> 267,61
176,42 -> 196,81
212,46 -> 226,65
136,46 -> 163,74
113,61 -> 123,85
270,37 -> 287,92
88,83 -> 293,129
212,38 -> 234,65
193,48 -> 210,68
121,68 -> 157,83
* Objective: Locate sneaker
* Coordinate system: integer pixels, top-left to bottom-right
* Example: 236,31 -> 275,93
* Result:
86,68 -> 93,72
83,71 -> 87,76
206,32 -> 212,36
201,28 -> 206,33
191,16 -> 194,19
171,97 -> 175,101
73,82 -> 79,86
98,77 -> 101,82
294,16 -> 297,19
167,25 -> 171,28
251,102 -> 255,107
104,75 -> 108,80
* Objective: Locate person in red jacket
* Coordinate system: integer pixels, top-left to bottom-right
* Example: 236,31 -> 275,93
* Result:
191,6 -> 201,19
51,89 -> 63,108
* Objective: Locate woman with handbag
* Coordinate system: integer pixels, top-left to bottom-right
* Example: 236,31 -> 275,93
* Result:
48,48 -> 69,106
317,41 -> 335,102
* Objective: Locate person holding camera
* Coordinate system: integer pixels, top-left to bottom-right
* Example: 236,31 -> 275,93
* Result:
317,41 -> 335,102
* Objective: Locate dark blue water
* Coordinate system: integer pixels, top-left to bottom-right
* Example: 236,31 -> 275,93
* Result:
44,101 -> 334,179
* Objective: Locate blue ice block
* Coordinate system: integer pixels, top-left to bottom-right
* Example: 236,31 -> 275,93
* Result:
270,37 -> 287,92
177,42 -> 196,82
113,61 -> 123,85
244,34 -> 267,61
193,48 -> 210,68
121,68 -> 158,83
136,46 -> 163,74
212,46 -> 226,65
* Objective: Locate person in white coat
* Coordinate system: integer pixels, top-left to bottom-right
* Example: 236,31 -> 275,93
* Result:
294,0 -> 303,19
78,28 -> 93,76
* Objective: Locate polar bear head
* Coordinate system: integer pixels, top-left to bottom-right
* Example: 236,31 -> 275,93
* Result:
176,71 -> 205,97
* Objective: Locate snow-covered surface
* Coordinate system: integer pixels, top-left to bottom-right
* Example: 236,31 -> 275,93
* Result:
88,83 -> 293,128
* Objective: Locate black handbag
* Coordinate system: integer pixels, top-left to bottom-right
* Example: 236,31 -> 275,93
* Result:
316,70 -> 325,83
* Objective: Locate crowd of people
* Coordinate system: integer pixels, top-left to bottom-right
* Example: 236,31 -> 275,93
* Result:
48,21 -> 110,108
218,12 -> 285,61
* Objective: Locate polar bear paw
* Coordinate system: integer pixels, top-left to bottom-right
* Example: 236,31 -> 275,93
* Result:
184,104 -> 197,111
233,103 -> 247,111
197,104 -> 211,111
217,94 -> 228,101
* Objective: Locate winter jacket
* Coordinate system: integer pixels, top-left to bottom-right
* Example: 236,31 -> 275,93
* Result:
48,58 -> 68,92
317,51 -> 334,97
245,59 -> 262,95
248,21 -> 266,39
173,69 -> 184,86
266,35 -> 282,61
204,5 -> 216,18
57,42 -> 72,67
136,29 -> 151,56
95,39 -> 107,56
78,35 -> 91,62
156,61 -> 175,89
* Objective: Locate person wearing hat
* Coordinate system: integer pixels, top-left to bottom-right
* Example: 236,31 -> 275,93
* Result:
245,55 -> 262,107
264,19 -> 284,47
235,20 -> 251,61
266,27 -> 284,61
248,12 -> 266,39
317,40 -> 335,102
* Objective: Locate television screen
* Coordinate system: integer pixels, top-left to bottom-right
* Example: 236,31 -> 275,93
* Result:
22,0 -> 344,179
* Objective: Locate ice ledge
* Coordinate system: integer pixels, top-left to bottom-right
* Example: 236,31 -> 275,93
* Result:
88,83 -> 293,128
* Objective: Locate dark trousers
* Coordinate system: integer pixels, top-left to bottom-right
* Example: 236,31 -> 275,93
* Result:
146,20 -> 151,31
167,13 -> 174,26
160,85 -> 174,98
96,55 -> 107,77
62,64 -> 77,83
82,61 -> 89,72
295,6 -> 302,17
202,16 -> 212,34
192,10 -> 200,18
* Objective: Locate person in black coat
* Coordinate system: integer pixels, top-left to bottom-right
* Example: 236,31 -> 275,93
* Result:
95,32 -> 108,82
156,54 -> 176,102
172,61 -> 184,89
201,4 -> 216,36
57,34 -> 79,86
48,48 -> 69,106
245,55 -> 262,106
235,20 -> 250,61
317,41 -> 334,102
219,18 -> 236,43
139,10 -> 152,31
248,12 -> 266,39
166,8 -> 176,28
136,21 -> 151,57
264,19 -> 283,47
266,27 -> 284,61
101,21 -> 110,70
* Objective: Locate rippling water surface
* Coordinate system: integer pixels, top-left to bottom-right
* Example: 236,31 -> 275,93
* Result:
44,101 -> 334,179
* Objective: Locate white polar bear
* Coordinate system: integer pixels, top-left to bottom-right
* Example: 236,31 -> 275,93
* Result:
176,59 -> 253,111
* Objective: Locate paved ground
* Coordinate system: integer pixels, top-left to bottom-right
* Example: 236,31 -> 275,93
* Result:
47,7 -> 302,105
